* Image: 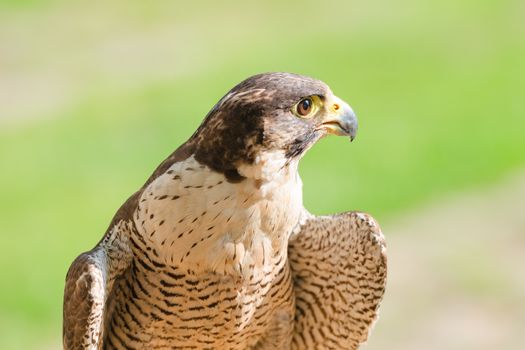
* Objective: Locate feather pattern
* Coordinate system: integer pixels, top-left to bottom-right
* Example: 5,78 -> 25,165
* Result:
288,211 -> 387,349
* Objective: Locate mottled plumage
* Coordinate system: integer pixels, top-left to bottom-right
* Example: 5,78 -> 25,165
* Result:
63,72 -> 387,350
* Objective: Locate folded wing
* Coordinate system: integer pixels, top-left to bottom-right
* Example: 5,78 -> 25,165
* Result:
288,211 -> 387,350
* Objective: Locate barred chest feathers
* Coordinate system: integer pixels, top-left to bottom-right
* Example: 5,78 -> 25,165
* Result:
133,150 -> 303,277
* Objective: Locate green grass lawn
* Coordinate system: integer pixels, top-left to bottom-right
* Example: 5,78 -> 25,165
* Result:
0,0 -> 524,348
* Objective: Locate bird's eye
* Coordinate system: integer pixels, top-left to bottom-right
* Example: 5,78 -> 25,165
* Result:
292,95 -> 321,118
297,98 -> 313,117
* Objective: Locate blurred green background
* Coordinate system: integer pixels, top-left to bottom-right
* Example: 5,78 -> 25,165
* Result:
1,0 -> 524,349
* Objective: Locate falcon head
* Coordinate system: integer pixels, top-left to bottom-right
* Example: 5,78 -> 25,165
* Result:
191,72 -> 357,182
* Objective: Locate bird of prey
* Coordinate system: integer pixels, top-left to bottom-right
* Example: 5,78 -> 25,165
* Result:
63,72 -> 387,350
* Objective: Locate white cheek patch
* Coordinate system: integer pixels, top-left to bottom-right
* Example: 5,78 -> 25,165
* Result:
237,150 -> 288,180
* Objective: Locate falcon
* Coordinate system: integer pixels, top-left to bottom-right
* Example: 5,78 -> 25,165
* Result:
63,72 -> 387,350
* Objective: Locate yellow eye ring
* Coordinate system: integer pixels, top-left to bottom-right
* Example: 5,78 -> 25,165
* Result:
293,95 -> 320,118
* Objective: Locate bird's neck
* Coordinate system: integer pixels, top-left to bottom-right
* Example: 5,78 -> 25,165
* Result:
236,149 -> 299,197
134,154 -> 303,277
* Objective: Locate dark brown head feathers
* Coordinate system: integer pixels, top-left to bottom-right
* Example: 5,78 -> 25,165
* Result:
189,73 -> 330,180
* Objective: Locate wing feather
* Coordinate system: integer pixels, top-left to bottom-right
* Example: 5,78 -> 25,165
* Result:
63,248 -> 108,350
288,211 -> 387,350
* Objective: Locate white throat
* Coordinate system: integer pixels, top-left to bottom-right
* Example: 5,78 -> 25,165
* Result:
237,150 -> 299,198
135,154 -> 303,277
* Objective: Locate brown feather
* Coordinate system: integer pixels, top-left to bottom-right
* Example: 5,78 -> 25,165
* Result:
288,211 -> 387,349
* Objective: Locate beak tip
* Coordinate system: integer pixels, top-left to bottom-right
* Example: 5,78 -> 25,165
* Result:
341,104 -> 358,141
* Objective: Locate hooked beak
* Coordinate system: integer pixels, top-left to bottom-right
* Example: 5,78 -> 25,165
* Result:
317,97 -> 358,141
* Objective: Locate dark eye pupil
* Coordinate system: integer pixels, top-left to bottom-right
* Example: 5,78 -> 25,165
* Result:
298,98 -> 312,115
302,99 -> 310,110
